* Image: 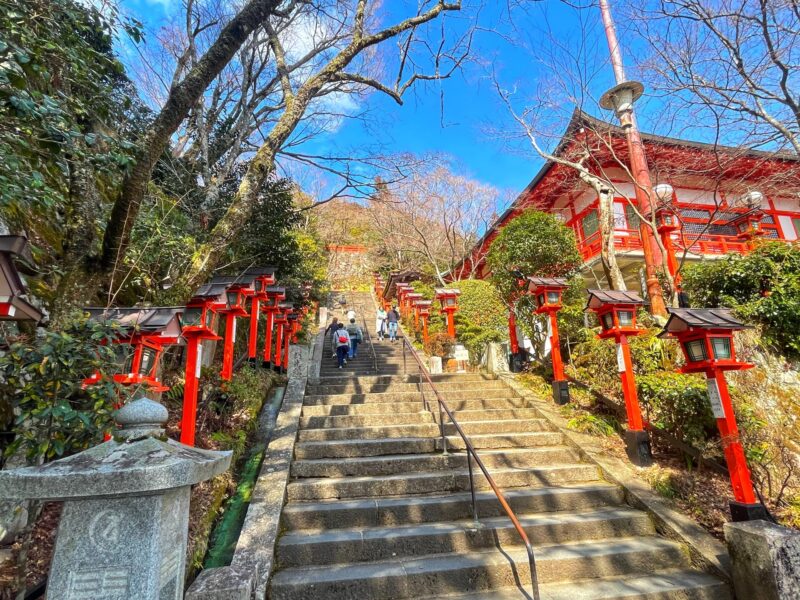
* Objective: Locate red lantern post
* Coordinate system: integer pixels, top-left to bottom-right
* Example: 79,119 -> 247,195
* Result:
273,302 -> 293,373
586,290 -> 652,466
434,288 -> 460,339
261,286 -> 286,368
216,280 -> 254,381
180,284 -> 225,445
659,308 -> 768,521
529,277 -> 570,404
407,292 -> 423,329
245,267 -> 276,365
286,312 -> 299,364
395,283 -> 411,317
415,300 -> 432,345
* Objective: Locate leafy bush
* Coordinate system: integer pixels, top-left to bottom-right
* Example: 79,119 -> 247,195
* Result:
424,332 -> 455,358
682,241 -> 800,357
0,317 -> 131,465
637,372 -> 715,447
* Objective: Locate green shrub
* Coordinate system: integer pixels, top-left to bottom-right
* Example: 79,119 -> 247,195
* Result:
0,317 -> 132,465
566,412 -> 619,437
424,332 -> 455,358
637,372 -> 715,447
682,241 -> 800,357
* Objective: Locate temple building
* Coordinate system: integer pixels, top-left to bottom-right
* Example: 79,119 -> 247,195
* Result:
457,111 -> 800,292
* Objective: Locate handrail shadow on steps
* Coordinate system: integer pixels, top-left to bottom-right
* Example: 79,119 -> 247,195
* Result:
398,327 -> 541,600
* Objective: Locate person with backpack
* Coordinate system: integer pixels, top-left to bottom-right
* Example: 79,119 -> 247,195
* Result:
375,306 -> 387,341
334,323 -> 351,368
386,306 -> 400,342
325,317 -> 340,358
346,318 -> 363,358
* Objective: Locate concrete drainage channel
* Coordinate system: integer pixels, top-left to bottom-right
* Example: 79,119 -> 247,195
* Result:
203,385 -> 287,569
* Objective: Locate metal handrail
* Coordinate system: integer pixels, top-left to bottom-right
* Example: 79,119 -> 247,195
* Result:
359,309 -> 378,374
398,328 -> 541,600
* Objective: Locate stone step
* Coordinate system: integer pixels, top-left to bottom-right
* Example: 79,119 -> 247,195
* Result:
285,463 -> 601,501
295,418 -> 554,442
310,373 -> 497,386
301,397 -> 528,416
300,412 -> 435,429
269,537 -> 690,600
277,507 -> 653,567
303,389 -> 519,406
298,423 -> 441,441
439,431 -> 566,450
291,446 -> 576,478
280,484 -> 626,530
295,437 -> 436,459
428,569 -> 731,600
448,408 -> 543,422
305,381 -> 510,396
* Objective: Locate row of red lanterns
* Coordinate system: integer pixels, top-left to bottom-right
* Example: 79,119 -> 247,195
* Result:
527,277 -> 766,522
375,275 -> 460,343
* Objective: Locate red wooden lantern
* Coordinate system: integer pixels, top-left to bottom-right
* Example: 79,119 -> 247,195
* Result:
286,311 -> 299,358
434,288 -> 460,338
211,275 -> 256,381
659,308 -> 767,521
395,283 -> 412,317
586,289 -> 652,466
415,299 -> 433,344
0,236 -> 43,322
529,277 -> 569,405
84,307 -> 183,392
244,267 -> 276,365
272,303 -> 292,373
261,286 -> 286,368
180,283 -> 225,446
406,292 -> 423,329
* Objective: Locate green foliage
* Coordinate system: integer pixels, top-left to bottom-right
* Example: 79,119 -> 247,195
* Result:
0,0 -> 141,265
566,411 -> 619,437
452,279 -> 507,364
0,317 -> 132,465
487,210 -> 582,301
682,241 -> 800,357
637,372 -> 715,447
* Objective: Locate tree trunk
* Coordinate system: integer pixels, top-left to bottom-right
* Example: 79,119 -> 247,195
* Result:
597,188 -> 627,290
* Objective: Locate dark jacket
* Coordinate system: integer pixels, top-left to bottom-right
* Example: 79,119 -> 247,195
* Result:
386,309 -> 399,323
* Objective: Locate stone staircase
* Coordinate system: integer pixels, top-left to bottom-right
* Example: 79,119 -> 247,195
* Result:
268,293 -> 731,599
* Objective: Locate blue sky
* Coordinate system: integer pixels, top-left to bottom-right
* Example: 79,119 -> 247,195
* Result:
120,1 -> 656,201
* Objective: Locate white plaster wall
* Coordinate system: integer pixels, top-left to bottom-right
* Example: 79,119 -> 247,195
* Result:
778,215 -> 798,240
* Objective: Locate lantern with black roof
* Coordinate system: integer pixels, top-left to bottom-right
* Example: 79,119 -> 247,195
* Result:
210,274 -> 256,382
244,267 -> 277,365
84,307 -> 183,392
659,308 -> 767,521
261,286 -> 286,368
395,283 -> 412,317
434,288 -> 460,338
0,236 -> 43,323
272,302 -> 292,373
586,289 -> 651,466
415,299 -> 433,344
529,277 -> 570,405
180,282 -> 225,446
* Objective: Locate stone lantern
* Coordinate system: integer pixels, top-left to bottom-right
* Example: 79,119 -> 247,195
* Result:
180,283 -> 225,446
434,288 -> 460,338
659,308 -> 767,521
0,235 -> 43,322
0,397 -> 231,600
261,286 -> 286,369
529,277 -> 569,405
586,289 -> 651,466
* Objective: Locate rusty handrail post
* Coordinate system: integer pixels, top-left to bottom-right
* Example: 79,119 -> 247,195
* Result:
397,327 -> 540,600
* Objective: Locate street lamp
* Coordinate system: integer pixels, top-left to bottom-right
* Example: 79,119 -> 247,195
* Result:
529,277 -> 570,405
586,289 -> 652,466
659,308 -> 768,521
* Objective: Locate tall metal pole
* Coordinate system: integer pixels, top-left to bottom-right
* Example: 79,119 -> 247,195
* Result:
598,0 -> 668,317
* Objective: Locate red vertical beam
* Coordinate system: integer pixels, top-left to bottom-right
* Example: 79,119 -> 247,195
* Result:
446,309 -> 456,338
274,321 -> 284,370
509,312 -> 520,354
181,337 -> 201,446
221,312 -> 236,381
263,310 -> 274,364
711,370 -> 757,504
549,311 -> 565,382
248,298 -> 260,361
618,334 -> 644,431
284,325 -> 292,368
422,316 -> 429,344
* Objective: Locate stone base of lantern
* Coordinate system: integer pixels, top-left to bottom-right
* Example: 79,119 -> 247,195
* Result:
624,429 -> 653,467
730,500 -> 770,523
551,380 -> 570,405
